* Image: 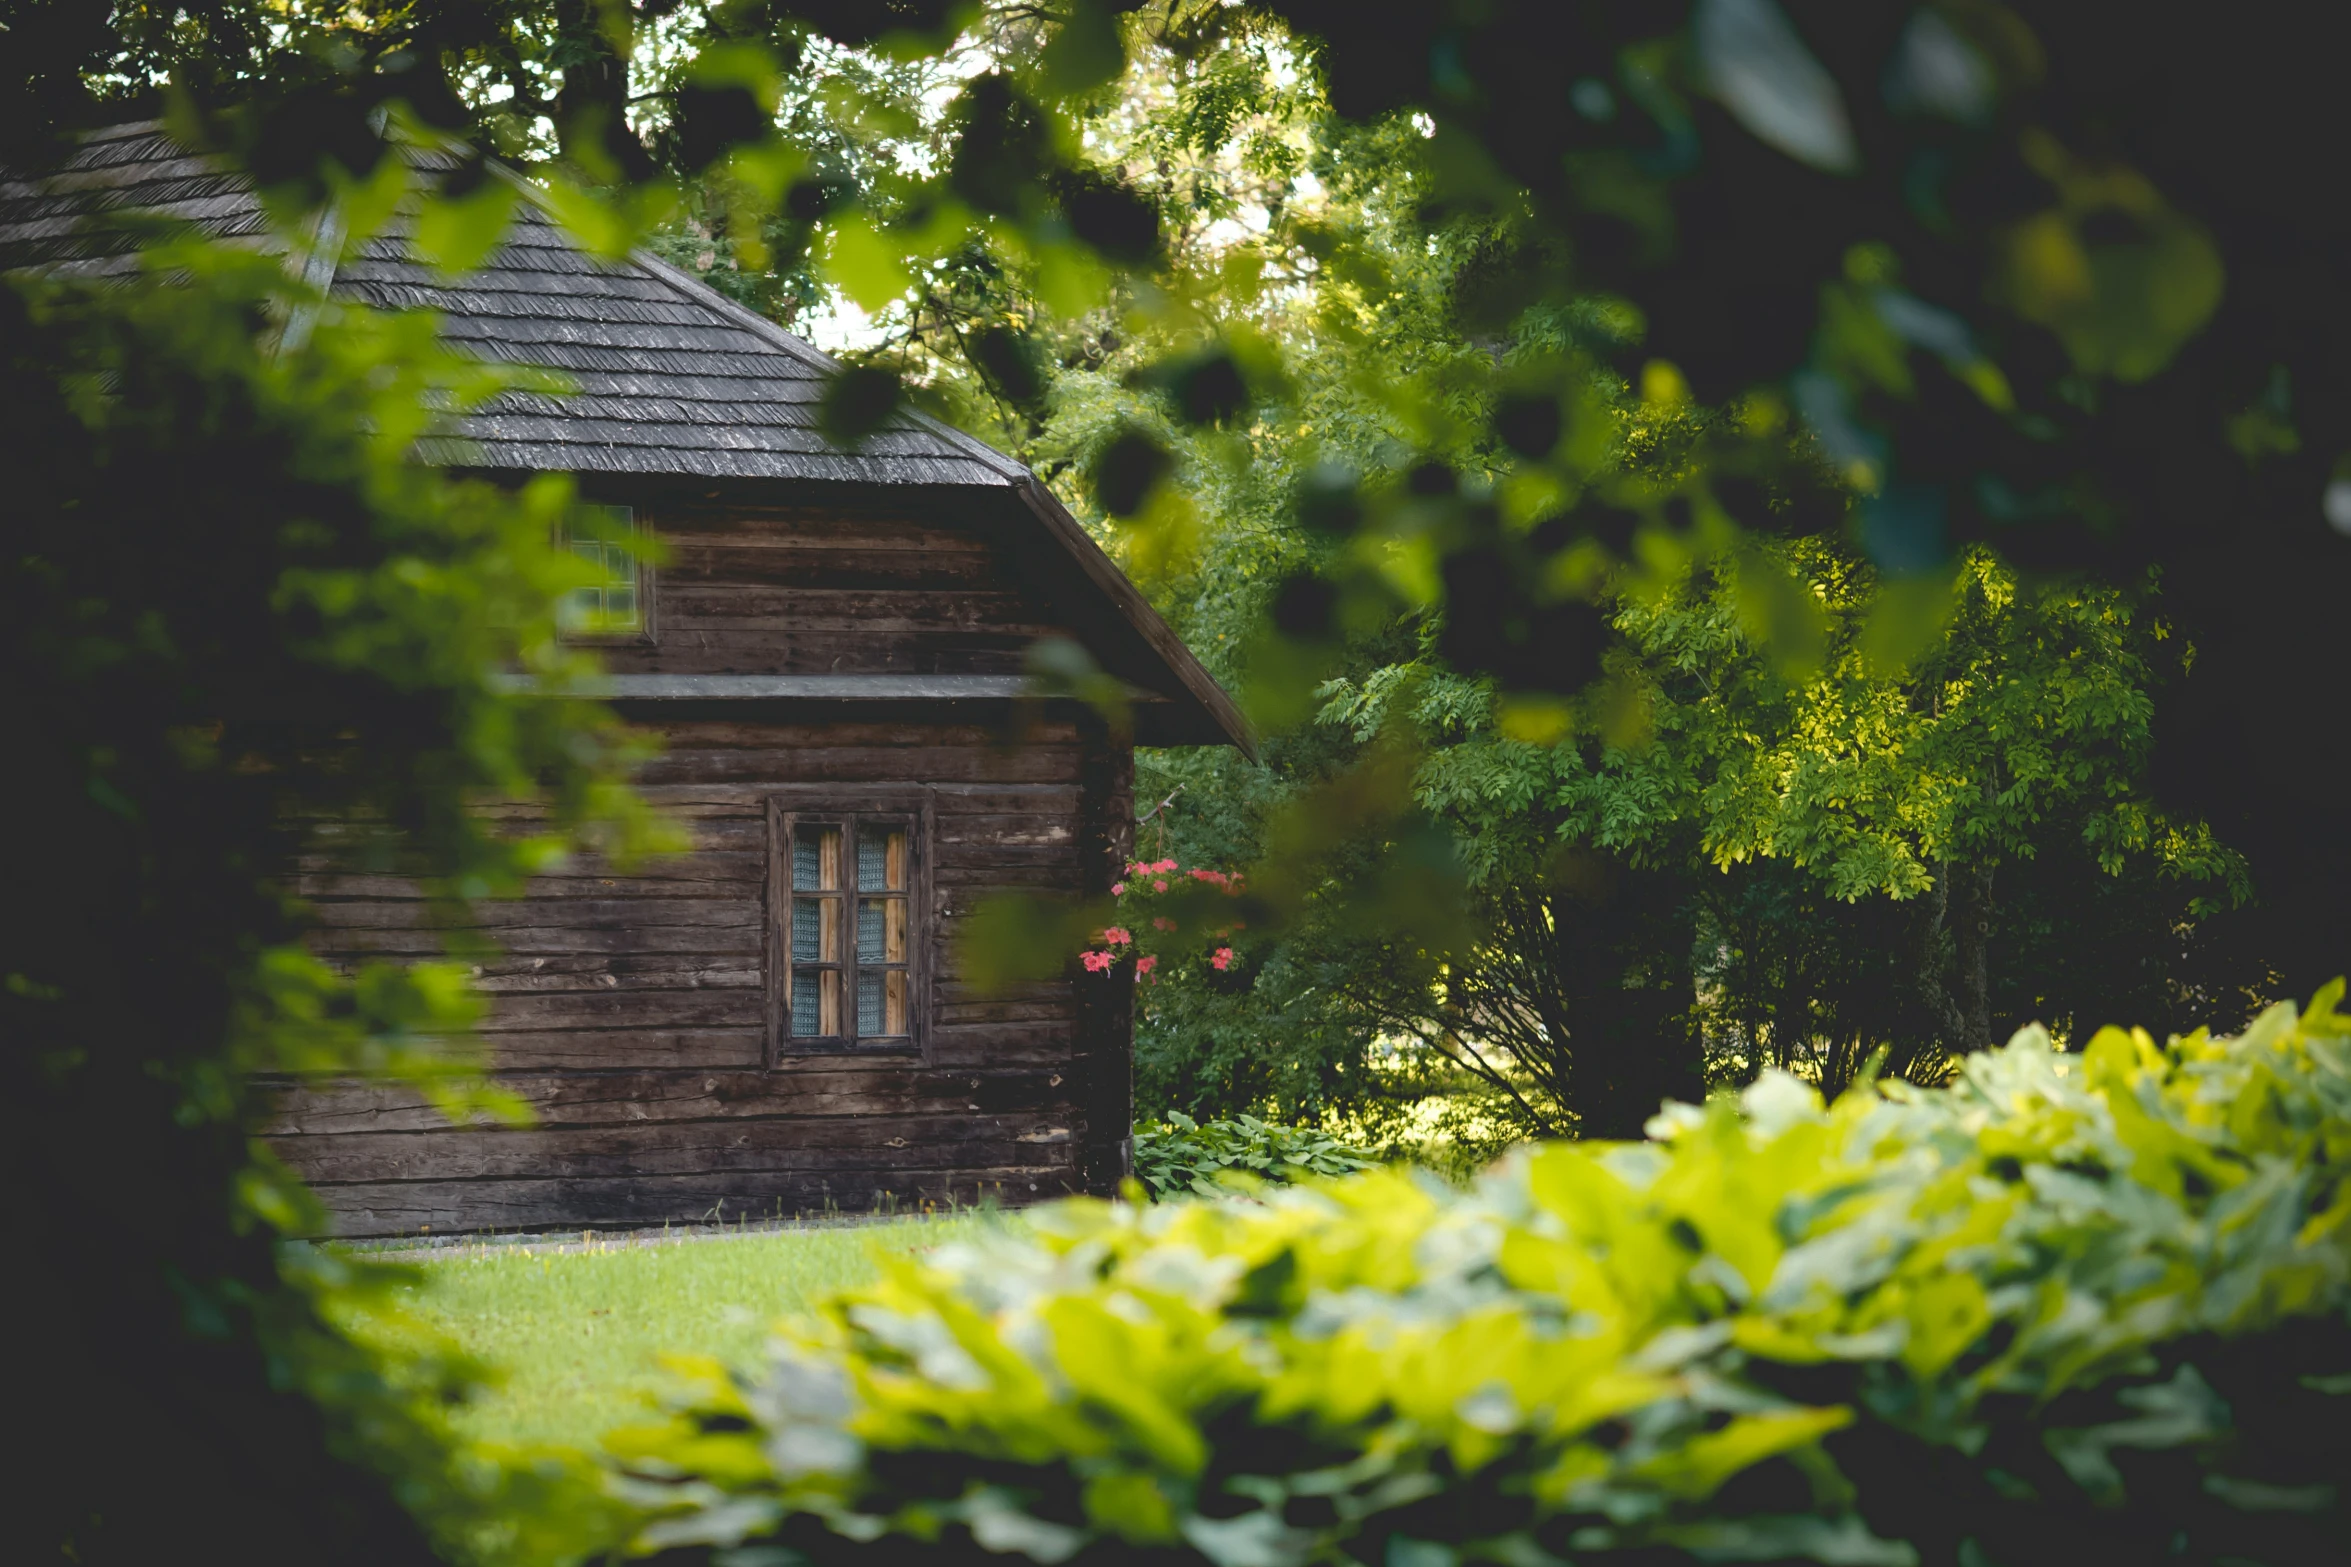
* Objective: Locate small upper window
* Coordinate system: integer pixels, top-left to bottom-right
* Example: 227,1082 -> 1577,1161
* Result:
559,504 -> 645,637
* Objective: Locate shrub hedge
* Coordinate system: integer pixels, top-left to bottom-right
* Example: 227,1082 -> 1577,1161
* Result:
1132,1112 -> 1379,1200
615,992 -> 2351,1566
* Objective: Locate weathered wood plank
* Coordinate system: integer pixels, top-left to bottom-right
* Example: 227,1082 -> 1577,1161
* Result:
935,814 -> 1075,846
481,990 -> 763,1032
659,586 -> 1048,632
279,1114 -> 1080,1185
291,819 -> 767,862
936,979 -> 1065,1004
311,1165 -> 1087,1237
462,792 -> 765,818
453,954 -> 763,993
928,784 -> 1082,813
933,840 -> 1082,872
602,635 -> 1039,679
924,1022 -> 1077,1067
635,747 -> 1082,786
939,998 -> 1074,1026
467,1026 -> 768,1071
312,897 -> 761,931
295,858 -> 765,900
653,516 -> 991,550
638,719 -> 1078,749
662,543 -> 1009,590
260,1067 -> 1074,1135
613,783 -> 1077,814
314,925 -> 766,957
931,862 -> 1084,890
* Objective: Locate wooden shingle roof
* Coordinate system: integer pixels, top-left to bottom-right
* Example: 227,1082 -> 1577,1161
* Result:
0,121 -> 1004,484
0,122 -> 1254,752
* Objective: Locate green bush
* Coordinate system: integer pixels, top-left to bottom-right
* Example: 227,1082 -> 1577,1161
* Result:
6,225 -> 660,1563
1132,1112 -> 1378,1199
615,991 -> 2351,1566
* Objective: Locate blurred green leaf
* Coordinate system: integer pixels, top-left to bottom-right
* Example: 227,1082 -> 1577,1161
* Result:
826,212 -> 912,309
816,363 -> 905,445
411,176 -> 518,277
1039,1 -> 1129,97
955,893 -> 1107,994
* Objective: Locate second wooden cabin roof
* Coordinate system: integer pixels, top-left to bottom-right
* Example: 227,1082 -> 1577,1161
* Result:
0,121 -> 1253,753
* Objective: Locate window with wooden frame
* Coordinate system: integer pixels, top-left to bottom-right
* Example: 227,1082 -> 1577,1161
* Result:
768,792 -> 931,1056
557,503 -> 654,641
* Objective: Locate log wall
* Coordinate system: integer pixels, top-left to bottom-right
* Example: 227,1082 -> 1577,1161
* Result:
597,488 -> 1079,677
261,490 -> 1138,1237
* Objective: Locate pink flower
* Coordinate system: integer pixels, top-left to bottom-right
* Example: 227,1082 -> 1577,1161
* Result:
1103,926 -> 1132,947
1081,951 -> 1114,973
1111,882 -> 1126,896
1151,916 -> 1175,932
1153,879 -> 1168,893
1135,955 -> 1157,975
1211,946 -> 1234,971
1153,858 -> 1177,873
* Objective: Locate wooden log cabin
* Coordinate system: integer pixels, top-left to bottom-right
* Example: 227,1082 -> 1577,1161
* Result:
2,124 -> 1252,1236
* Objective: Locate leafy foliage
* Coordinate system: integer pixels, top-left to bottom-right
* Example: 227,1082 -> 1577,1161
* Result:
1312,540 -> 2251,1132
2,229 -> 660,1561
1131,1111 -> 1376,1200
618,988 -> 2351,1565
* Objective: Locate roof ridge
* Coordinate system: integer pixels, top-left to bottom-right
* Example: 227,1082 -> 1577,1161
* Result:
625,240 -> 1030,484
79,119 -> 169,143
485,163 -> 1030,485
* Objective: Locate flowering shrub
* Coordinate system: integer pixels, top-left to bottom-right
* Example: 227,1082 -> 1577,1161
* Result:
613,987 -> 2351,1567
1131,1112 -> 1378,1199
1078,858 -> 1245,984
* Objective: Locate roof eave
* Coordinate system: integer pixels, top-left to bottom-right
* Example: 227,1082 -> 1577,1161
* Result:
1006,477 -> 1259,758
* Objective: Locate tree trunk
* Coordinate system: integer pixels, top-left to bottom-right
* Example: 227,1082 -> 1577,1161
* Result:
1925,861 -> 1995,1056
1554,863 -> 1702,1139
1955,861 -> 1993,1052
1776,970 -> 1808,1072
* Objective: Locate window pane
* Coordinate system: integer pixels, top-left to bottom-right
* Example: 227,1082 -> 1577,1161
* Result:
558,506 -> 641,634
792,967 -> 839,1036
854,957 -> 908,1036
794,827 -> 840,892
792,897 -> 838,963
857,896 -> 907,963
857,826 -> 906,891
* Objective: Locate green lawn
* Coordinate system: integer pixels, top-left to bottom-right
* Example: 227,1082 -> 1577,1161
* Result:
374,1215 -> 997,1450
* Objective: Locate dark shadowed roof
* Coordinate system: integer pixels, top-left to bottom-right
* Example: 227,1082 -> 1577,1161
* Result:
0,122 -> 1254,752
